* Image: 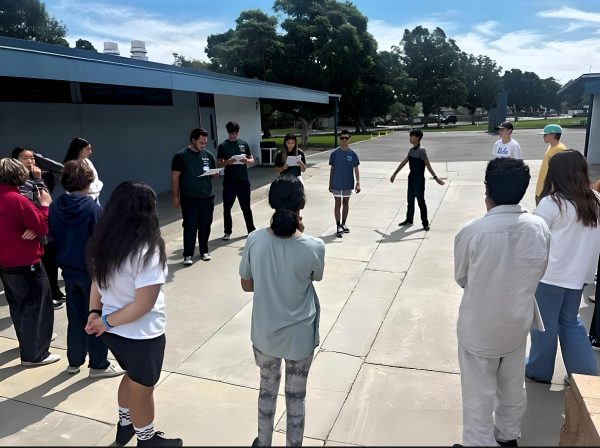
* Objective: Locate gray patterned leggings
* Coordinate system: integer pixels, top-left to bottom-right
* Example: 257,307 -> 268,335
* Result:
253,345 -> 314,447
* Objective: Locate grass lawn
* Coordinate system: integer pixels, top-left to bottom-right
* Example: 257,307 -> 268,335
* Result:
262,130 -> 392,150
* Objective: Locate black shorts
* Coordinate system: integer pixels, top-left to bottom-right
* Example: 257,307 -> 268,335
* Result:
101,332 -> 165,387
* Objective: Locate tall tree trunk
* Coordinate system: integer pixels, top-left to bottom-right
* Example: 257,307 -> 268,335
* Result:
298,116 -> 319,148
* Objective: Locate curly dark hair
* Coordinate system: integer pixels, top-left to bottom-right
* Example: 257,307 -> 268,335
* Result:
87,180 -> 166,288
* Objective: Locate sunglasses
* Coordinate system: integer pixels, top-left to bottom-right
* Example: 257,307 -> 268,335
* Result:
340,137 -> 350,140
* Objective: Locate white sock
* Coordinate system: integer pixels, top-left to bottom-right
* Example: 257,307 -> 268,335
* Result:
134,422 -> 155,441
118,407 -> 131,426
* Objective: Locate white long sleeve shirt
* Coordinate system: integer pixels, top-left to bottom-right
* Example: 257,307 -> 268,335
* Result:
535,193 -> 600,289
454,205 -> 550,357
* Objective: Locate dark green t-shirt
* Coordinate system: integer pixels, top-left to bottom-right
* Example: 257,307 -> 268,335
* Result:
171,147 -> 217,198
217,138 -> 252,182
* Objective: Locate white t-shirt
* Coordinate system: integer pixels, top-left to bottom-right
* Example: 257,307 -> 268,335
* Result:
84,158 -> 103,201
99,246 -> 167,339
535,193 -> 600,289
492,138 -> 521,159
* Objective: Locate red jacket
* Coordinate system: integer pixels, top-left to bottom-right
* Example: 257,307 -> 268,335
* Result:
0,185 -> 48,267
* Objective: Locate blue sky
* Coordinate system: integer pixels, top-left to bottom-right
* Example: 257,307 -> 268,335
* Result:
45,0 -> 600,84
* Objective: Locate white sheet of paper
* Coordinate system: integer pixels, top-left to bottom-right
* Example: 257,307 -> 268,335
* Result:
286,155 -> 301,166
199,168 -> 222,177
232,154 -> 247,165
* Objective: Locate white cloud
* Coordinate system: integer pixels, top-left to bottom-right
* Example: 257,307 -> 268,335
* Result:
47,0 -> 226,64
368,17 -> 457,52
538,6 -> 600,23
474,20 -> 498,36
454,30 -> 600,83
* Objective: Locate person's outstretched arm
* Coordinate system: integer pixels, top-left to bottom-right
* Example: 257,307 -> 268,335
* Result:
390,157 -> 408,183
425,158 -> 445,185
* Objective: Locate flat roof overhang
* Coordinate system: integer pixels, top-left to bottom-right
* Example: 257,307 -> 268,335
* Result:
0,36 -> 330,104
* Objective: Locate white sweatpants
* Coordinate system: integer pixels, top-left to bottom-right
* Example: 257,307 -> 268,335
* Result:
458,343 -> 527,446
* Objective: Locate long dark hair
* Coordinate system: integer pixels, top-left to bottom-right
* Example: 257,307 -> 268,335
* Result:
64,137 -> 89,163
88,181 -> 166,288
541,149 -> 600,227
281,133 -> 298,165
269,174 -> 305,237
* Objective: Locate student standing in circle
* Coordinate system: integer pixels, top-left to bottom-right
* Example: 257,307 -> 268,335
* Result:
526,150 -> 600,384
492,121 -> 521,159
171,128 -> 219,266
85,181 -> 182,447
328,130 -> 360,238
239,175 -> 325,447
390,130 -> 445,231
64,137 -> 103,204
217,121 -> 256,240
274,133 -> 306,180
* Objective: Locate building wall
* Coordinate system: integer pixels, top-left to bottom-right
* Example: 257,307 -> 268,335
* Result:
0,91 -> 264,196
588,95 -> 600,164
214,95 -> 262,161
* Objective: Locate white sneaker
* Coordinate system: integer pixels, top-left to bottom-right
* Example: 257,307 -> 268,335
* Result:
66,365 -> 80,374
183,256 -> 193,266
22,353 -> 61,367
89,364 -> 124,379
222,233 -> 231,241
201,253 -> 212,261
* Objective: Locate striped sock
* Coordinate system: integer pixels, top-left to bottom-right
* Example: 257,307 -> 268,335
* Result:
118,407 -> 131,426
134,422 -> 155,441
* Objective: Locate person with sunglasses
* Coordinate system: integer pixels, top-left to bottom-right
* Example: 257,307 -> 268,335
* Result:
328,130 -> 360,238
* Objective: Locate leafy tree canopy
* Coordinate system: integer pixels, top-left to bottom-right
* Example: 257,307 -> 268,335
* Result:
0,0 -> 68,46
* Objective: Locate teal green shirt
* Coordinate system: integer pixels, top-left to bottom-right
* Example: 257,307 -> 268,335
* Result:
217,138 -> 252,182
171,147 -> 216,198
239,229 -> 325,360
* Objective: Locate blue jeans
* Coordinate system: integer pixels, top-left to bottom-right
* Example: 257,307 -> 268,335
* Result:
526,282 -> 598,381
63,271 -> 109,369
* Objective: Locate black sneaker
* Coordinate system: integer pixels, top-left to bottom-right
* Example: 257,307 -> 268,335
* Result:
336,225 -> 344,237
590,335 -> 600,351
398,220 -> 413,226
137,431 -> 183,447
423,225 -> 430,231
341,223 -> 350,233
116,423 -> 135,446
252,437 -> 260,447
496,439 -> 518,447
53,300 -> 64,310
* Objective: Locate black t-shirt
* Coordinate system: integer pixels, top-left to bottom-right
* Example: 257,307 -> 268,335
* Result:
274,149 -> 306,177
407,145 -> 428,179
171,147 -> 216,198
217,138 -> 252,182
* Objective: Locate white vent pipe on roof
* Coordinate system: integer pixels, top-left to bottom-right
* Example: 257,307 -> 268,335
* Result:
130,40 -> 148,60
103,42 -> 120,56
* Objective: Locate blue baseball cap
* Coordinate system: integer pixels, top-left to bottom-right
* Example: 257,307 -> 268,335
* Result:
539,124 -> 562,135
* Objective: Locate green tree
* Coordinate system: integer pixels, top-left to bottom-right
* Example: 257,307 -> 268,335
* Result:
205,9 -> 280,80
273,0 -> 380,142
462,54 -> 502,124
540,77 -> 563,113
173,53 -> 210,70
0,0 -> 69,46
502,69 -> 545,121
75,38 -> 96,51
397,26 -> 467,127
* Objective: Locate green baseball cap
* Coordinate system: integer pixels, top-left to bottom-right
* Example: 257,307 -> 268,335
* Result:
539,124 -> 563,135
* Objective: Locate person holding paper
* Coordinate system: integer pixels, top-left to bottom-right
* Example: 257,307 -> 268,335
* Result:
171,128 -> 218,265
217,121 -> 256,240
454,158 -> 550,446
274,133 -> 306,179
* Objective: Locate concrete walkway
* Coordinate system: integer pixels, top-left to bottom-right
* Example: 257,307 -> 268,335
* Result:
0,130 -> 596,446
